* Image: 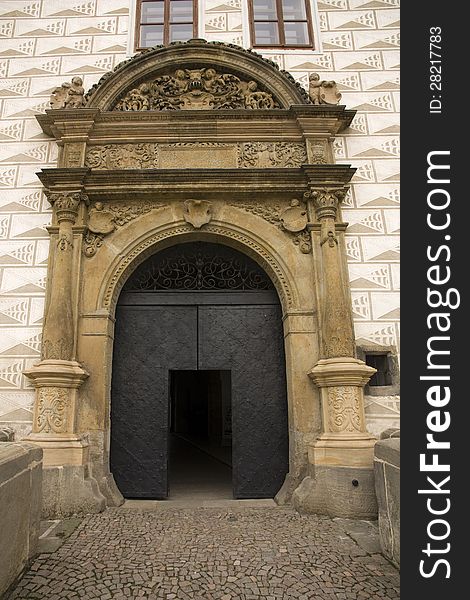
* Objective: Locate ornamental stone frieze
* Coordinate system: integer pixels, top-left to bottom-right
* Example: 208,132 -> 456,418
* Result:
84,142 -> 308,170
86,144 -> 159,169
237,143 -> 307,168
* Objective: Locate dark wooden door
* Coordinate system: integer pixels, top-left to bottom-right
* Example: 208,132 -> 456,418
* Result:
198,305 -> 289,498
110,242 -> 288,500
110,305 -> 197,498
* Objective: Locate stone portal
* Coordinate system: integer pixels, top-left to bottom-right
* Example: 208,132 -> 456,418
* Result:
25,40 -> 377,519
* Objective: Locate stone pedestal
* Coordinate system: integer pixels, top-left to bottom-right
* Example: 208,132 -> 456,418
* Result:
24,359 -> 106,517
292,357 -> 378,518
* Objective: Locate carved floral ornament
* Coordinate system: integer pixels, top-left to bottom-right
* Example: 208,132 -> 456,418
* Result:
84,201 -> 167,257
49,70 -> 341,112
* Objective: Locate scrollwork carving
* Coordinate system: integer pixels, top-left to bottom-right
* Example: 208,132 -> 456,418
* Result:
233,200 -> 311,254
238,142 -> 307,168
83,231 -> 104,258
37,387 -> 68,433
327,386 -> 362,433
114,68 -> 280,111
57,233 -> 73,251
86,144 -> 159,169
83,201 -> 167,257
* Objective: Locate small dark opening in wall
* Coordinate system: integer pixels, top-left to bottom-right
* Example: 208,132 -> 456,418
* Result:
365,353 -> 393,387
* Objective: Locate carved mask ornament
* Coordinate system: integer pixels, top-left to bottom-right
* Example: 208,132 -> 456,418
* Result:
183,200 -> 212,229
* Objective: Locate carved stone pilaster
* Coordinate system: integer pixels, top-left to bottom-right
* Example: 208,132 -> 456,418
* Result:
42,191 -> 87,361
305,187 -> 354,359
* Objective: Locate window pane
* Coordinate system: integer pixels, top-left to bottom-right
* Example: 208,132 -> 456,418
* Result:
140,24 -> 164,47
141,1 -> 164,23
284,21 -> 309,45
170,23 -> 194,42
170,0 -> 193,23
281,0 -> 307,20
254,21 -> 280,44
253,0 -> 278,20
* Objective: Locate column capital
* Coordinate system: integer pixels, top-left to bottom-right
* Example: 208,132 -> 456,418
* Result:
47,191 -> 89,223
304,187 -> 348,221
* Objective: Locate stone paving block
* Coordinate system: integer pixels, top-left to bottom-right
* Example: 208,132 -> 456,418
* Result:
7,505 -> 399,599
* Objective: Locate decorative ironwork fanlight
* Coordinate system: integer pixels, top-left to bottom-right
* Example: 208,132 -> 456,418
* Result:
123,242 -> 274,292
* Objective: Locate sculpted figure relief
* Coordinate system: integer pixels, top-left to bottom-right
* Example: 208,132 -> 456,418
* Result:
50,77 -> 85,109
308,73 -> 342,105
114,68 -> 280,111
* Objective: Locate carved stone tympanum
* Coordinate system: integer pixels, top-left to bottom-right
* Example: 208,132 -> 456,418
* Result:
114,68 -> 280,111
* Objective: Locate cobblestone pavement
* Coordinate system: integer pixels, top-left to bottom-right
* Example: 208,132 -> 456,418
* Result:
8,505 -> 399,600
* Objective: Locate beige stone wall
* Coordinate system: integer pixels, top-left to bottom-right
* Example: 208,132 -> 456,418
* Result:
0,0 -> 399,437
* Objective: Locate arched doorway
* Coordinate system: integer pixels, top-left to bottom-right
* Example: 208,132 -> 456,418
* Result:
110,242 -> 289,500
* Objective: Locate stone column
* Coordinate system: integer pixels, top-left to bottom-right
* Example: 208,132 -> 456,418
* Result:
24,192 -> 89,467
24,190 -> 105,516
292,188 -> 377,519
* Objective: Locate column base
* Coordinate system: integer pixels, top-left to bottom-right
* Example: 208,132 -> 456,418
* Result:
298,356 -> 378,518
292,465 -> 377,519
24,433 -> 89,467
309,434 -> 376,468
41,464 -> 106,519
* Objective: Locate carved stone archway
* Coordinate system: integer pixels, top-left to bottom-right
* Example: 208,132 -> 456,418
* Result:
27,40 -> 377,519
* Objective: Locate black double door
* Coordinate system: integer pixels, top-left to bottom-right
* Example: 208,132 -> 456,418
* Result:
110,292 -> 289,500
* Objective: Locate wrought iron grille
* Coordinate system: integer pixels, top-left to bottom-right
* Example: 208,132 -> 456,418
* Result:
123,242 -> 274,291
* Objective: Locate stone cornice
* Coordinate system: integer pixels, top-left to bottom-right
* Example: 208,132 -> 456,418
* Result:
36,105 -> 355,141
37,166 -> 355,201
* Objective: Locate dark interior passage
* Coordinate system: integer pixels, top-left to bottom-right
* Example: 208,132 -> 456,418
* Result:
168,370 -> 233,499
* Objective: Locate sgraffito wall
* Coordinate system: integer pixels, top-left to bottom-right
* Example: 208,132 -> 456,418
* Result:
0,0 -> 399,438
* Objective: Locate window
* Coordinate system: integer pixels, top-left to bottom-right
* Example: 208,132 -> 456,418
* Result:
365,353 -> 393,387
135,0 -> 198,49
248,0 -> 315,48
357,347 -> 400,396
